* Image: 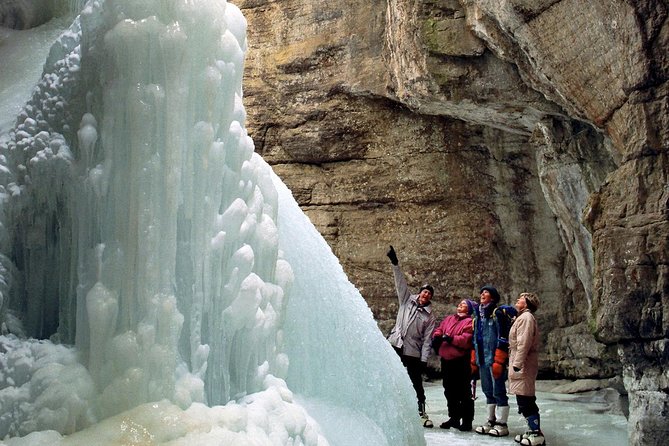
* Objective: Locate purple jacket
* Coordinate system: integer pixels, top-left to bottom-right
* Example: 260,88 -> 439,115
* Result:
433,313 -> 473,360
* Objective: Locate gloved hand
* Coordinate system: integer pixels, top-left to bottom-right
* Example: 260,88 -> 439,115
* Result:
492,348 -> 508,379
421,361 -> 428,374
442,334 -> 453,344
431,336 -> 443,354
470,349 -> 479,377
387,245 -> 398,265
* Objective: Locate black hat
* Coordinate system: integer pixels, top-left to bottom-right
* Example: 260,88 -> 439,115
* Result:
420,284 -> 434,296
480,285 -> 500,303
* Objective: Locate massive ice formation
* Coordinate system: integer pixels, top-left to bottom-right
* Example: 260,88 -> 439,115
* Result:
0,1 -> 423,445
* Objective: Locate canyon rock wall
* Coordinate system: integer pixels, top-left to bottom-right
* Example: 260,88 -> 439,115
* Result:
237,0 -> 668,443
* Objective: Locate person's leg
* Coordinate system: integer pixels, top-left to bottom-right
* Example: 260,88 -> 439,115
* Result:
492,372 -> 509,406
394,348 -> 424,406
404,355 -> 426,406
488,374 -> 510,436
475,364 -> 497,434
479,363 -> 495,404
452,355 -> 472,430
461,397 -> 475,431
394,346 -> 404,362
440,358 -> 461,429
515,395 -> 544,445
403,355 -> 433,427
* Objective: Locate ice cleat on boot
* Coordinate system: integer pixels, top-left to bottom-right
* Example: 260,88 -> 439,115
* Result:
519,431 -> 545,446
488,405 -> 509,436
475,420 -> 495,435
422,415 -> 434,428
475,404 -> 496,434
418,401 -> 434,428
488,422 -> 509,436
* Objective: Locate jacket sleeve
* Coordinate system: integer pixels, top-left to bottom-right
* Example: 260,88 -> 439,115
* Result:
421,316 -> 437,362
391,264 -> 411,305
511,314 -> 534,370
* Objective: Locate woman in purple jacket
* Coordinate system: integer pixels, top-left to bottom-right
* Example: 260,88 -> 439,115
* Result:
432,299 -> 477,431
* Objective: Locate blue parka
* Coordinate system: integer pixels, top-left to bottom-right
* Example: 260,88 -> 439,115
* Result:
472,303 -> 516,367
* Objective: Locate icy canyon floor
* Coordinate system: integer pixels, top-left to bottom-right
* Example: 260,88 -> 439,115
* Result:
422,380 -> 627,446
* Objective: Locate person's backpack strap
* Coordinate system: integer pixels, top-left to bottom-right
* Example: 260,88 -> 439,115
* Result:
494,305 -> 518,350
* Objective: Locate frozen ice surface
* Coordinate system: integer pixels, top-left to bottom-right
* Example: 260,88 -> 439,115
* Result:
422,381 -> 627,446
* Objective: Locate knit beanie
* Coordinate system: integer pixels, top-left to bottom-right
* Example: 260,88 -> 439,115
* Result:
480,285 -> 500,303
420,284 -> 434,296
462,299 -> 477,315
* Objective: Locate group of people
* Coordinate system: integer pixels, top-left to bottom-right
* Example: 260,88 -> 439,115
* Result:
386,246 -> 546,446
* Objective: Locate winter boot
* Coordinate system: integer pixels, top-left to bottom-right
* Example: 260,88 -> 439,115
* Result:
418,401 -> 434,428
439,418 -> 460,429
475,404 -> 496,434
527,414 -> 541,432
440,403 -> 461,429
459,398 -> 474,431
488,405 -> 509,437
518,414 -> 543,444
520,431 -> 545,446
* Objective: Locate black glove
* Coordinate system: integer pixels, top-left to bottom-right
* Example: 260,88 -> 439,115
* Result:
431,336 -> 443,354
442,334 -> 453,344
421,361 -> 428,374
387,245 -> 398,265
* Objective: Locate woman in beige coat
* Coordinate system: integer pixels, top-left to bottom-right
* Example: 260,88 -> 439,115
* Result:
508,292 -> 544,446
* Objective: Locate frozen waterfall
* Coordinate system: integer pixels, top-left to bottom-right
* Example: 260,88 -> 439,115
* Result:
0,1 -> 423,445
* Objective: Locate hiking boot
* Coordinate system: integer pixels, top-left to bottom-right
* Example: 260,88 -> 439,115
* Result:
519,431 -> 545,446
488,422 -> 509,437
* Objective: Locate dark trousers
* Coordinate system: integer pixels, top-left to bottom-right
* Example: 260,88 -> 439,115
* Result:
441,354 -> 474,423
516,394 -> 539,418
394,347 -> 426,403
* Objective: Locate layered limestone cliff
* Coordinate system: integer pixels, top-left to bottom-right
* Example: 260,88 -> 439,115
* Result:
237,0 -> 668,444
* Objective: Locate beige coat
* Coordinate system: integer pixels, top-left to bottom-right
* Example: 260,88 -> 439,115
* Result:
508,309 -> 540,396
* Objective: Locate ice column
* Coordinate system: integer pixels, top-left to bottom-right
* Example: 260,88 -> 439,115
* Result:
69,0 -> 290,415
